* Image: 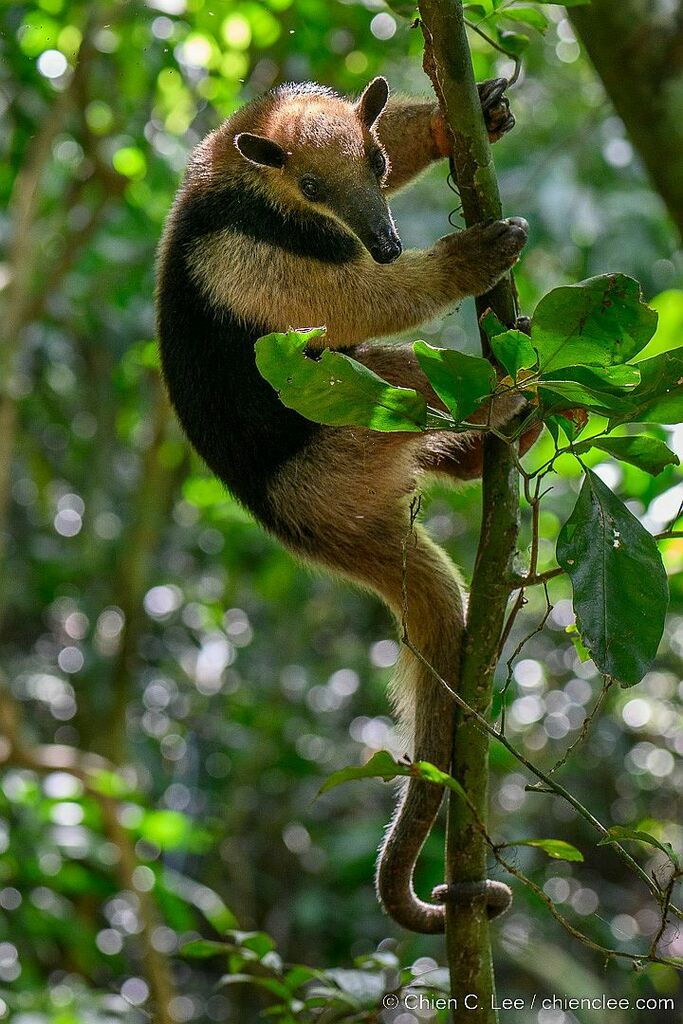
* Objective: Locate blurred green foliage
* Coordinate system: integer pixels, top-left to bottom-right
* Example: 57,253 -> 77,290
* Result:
0,1 -> 682,1021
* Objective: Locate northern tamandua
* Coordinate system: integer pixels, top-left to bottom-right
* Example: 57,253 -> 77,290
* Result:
156,77 -> 528,933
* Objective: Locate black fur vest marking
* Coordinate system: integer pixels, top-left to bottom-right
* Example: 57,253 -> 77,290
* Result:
156,181 -> 361,534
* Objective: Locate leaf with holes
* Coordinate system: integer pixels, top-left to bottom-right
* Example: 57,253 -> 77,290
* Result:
256,330 -> 427,432
556,470 -> 668,685
532,274 -> 657,372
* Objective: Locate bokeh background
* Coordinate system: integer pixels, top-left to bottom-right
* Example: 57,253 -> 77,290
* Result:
1,1 -> 682,1022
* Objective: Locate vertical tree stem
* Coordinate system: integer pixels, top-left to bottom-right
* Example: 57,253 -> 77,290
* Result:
419,2 -> 520,1021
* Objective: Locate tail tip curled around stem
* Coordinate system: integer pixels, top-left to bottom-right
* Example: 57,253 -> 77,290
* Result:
432,879 -> 513,919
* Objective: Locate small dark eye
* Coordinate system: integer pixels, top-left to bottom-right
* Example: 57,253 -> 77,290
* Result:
371,149 -> 387,177
300,175 -> 321,200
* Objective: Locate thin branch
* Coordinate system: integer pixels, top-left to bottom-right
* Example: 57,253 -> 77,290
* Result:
491,847 -> 681,970
499,582 -> 552,735
546,675 -> 615,778
400,637 -> 682,921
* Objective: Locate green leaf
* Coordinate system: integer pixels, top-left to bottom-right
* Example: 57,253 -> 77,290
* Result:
532,274 -> 658,372
138,809 -> 209,851
182,939 -> 232,959
497,29 -> 531,55
532,0 -> 590,5
556,470 -> 668,685
490,329 -> 538,381
383,0 -> 418,17
464,3 -> 489,16
573,435 -> 680,476
538,364 -> 641,412
319,751 -> 405,794
609,349 -> 683,426
480,309 -> 507,338
413,341 -> 496,420
234,931 -> 278,958
501,7 -> 549,32
505,838 -> 584,862
565,623 -> 591,662
597,827 -> 680,868
255,330 -> 427,432
319,751 -> 467,801
413,761 -> 467,802
218,975 -> 291,1000
636,289 -> 683,360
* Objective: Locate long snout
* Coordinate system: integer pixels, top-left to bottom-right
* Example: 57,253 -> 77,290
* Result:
367,230 -> 402,265
333,187 -> 403,265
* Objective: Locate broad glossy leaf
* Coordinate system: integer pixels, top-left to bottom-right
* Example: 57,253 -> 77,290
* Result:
609,349 -> 683,425
532,274 -> 657,372
574,435 -> 680,476
490,329 -> 538,380
506,838 -> 583,862
636,289 -> 683,360
255,330 -> 426,432
413,341 -> 495,420
539,364 -> 641,412
533,0 -> 591,5
556,470 -> 668,685
597,826 -> 680,867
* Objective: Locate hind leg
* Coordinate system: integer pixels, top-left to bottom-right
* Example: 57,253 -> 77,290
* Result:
351,342 -> 540,481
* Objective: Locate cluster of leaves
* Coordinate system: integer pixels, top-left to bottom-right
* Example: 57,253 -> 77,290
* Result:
257,273 -> 682,689
386,0 -> 590,61
184,930 -> 450,1023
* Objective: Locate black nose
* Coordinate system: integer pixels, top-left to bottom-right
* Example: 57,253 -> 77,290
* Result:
369,236 -> 402,264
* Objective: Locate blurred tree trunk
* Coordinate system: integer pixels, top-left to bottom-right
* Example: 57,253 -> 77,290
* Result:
569,0 -> 683,236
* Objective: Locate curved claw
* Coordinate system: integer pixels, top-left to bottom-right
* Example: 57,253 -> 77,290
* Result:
478,76 -> 508,113
477,78 -> 516,142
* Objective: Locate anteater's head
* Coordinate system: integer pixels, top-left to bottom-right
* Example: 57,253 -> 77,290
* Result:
233,78 -> 402,265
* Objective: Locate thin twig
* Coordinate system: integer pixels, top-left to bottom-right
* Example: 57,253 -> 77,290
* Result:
546,676 -> 615,778
491,847 -> 681,970
400,637 -> 683,921
499,582 -> 552,735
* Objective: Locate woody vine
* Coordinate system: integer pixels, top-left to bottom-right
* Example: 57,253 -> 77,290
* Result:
255,0 -> 683,1019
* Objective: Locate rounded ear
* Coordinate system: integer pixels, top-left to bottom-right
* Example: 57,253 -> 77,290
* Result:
355,76 -> 389,129
234,132 -> 287,169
